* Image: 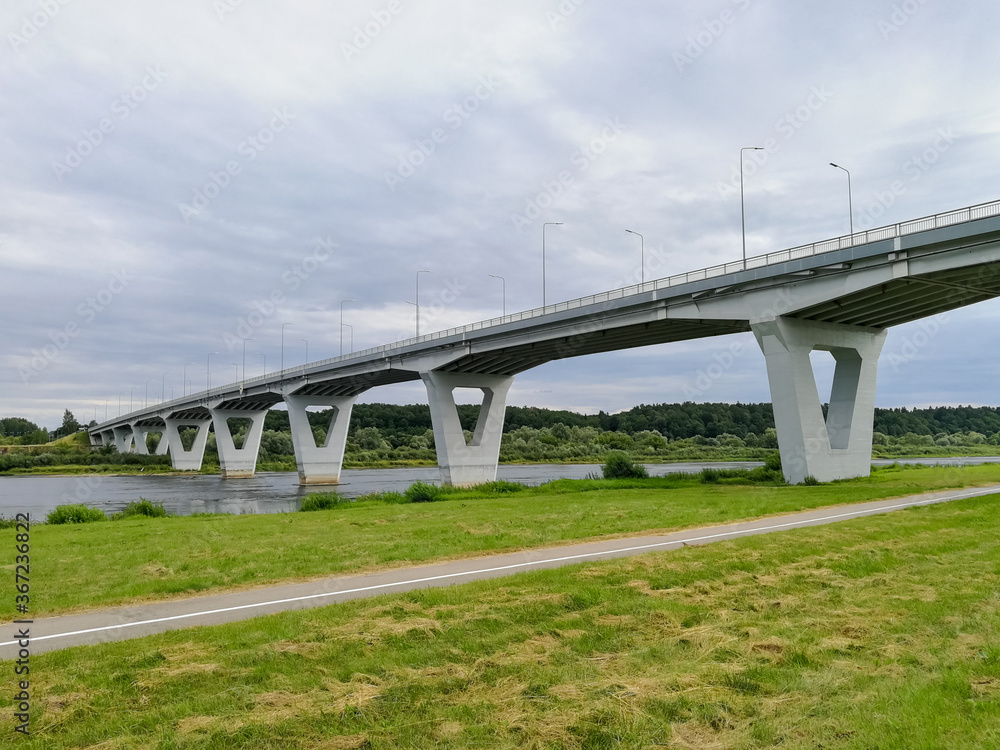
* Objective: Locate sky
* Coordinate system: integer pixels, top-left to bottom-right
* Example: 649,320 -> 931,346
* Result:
2,0 -> 999,430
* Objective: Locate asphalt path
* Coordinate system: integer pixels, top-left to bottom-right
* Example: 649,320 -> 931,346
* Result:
3,484 -> 999,659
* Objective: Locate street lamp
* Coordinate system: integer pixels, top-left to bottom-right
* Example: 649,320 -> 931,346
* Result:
489,273 -> 506,317
625,229 -> 644,284
118,393 -> 122,418
741,146 -> 764,270
105,400 -> 108,421
130,386 -> 138,413
340,299 -> 355,356
228,362 -> 239,383
297,337 -> 308,364
183,362 -> 195,396
144,380 -> 149,409
341,323 -> 354,353
830,162 -> 854,237
542,222 -> 563,307
255,352 -> 267,376
161,372 -> 170,404
242,338 -> 255,385
281,322 -> 294,375
415,270 -> 431,337
207,352 -> 220,391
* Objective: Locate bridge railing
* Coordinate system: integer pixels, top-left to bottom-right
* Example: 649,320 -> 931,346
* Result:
108,197 -> 1000,419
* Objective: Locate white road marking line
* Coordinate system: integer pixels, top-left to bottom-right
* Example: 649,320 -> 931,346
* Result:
4,487 -> 997,648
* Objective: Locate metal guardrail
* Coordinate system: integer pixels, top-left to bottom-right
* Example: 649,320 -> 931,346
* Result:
98,197 -> 1000,427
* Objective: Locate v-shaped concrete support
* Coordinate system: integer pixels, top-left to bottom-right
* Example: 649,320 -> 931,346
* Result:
752,317 -> 886,484
163,417 -> 212,472
284,394 -> 357,485
210,407 -> 269,479
421,371 -> 514,486
112,426 -> 134,454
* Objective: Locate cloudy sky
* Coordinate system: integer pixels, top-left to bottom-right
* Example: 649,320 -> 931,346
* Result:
3,0 -> 999,430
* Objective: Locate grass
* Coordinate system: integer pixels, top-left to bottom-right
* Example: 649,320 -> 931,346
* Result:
1,491 -> 998,747
2,463 -> 1000,619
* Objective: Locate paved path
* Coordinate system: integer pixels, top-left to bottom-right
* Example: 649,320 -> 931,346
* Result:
3,485 -> 999,659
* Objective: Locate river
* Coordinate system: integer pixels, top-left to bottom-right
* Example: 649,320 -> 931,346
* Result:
1,457 -> 998,519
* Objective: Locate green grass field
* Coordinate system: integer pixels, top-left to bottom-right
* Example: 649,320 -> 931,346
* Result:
4,463 -> 1000,619
2,490 -> 998,747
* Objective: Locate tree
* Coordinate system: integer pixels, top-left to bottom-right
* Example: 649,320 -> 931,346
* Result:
55,410 -> 81,439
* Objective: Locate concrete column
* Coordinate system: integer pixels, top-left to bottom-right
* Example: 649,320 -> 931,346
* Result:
131,425 -> 151,455
285,394 -> 357,485
210,407 -> 269,479
154,431 -> 169,455
89,432 -> 102,447
421,371 -> 514,486
752,317 -> 886,484
163,417 -> 212,472
112,426 -> 134,453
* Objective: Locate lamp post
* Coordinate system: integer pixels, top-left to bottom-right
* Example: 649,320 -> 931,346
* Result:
161,372 -> 170,404
105,400 -> 108,421
118,393 -> 122,418
130,386 -> 138,413
242,338 -> 255,385
415,270 -> 431,337
183,362 -> 194,396
342,323 -> 353,353
741,146 -> 764,270
144,380 -> 149,409
228,362 -> 239,383
489,274 -> 506,317
256,352 -> 267,375
625,229 -> 644,284
207,352 -> 220,391
281,322 -> 294,376
339,299 -> 354,356
542,222 -> 563,306
830,162 -> 854,237
297,337 -> 308,364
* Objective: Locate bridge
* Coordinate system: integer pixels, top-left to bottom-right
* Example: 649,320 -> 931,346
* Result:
90,200 -> 1000,485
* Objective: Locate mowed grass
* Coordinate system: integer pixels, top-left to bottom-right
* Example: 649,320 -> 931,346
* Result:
3,493 -> 999,748
4,463 -> 1000,618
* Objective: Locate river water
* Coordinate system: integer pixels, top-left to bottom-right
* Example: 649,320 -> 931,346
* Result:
1,457 -> 997,519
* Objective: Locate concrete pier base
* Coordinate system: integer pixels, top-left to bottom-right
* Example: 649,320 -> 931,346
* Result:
164,418 -> 212,472
285,394 -> 356,485
112,426 -> 134,454
422,371 -> 514,487
752,317 -> 886,485
210,407 -> 269,479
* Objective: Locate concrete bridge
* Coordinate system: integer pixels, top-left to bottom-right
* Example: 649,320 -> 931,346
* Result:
90,200 -> 1000,485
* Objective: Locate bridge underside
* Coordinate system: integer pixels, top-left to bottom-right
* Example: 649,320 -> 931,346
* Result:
90,209 -> 1000,486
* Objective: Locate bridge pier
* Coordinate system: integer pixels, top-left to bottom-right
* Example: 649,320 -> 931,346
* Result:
210,407 -> 269,479
154,431 -> 169,455
422,371 -> 514,487
285,394 -> 357,485
752,317 -> 886,485
112,426 -> 134,454
163,417 -> 212,472
131,425 -> 151,455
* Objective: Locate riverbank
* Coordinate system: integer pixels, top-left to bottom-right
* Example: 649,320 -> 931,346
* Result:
5,462 -> 1000,619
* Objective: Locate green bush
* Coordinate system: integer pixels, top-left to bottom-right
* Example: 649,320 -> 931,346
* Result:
476,480 -> 527,494
300,494 -> 346,512
114,498 -> 169,519
601,451 -> 649,479
405,481 -> 447,503
764,452 -> 782,472
46,504 -> 107,524
354,490 -> 407,504
801,475 -> 820,486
